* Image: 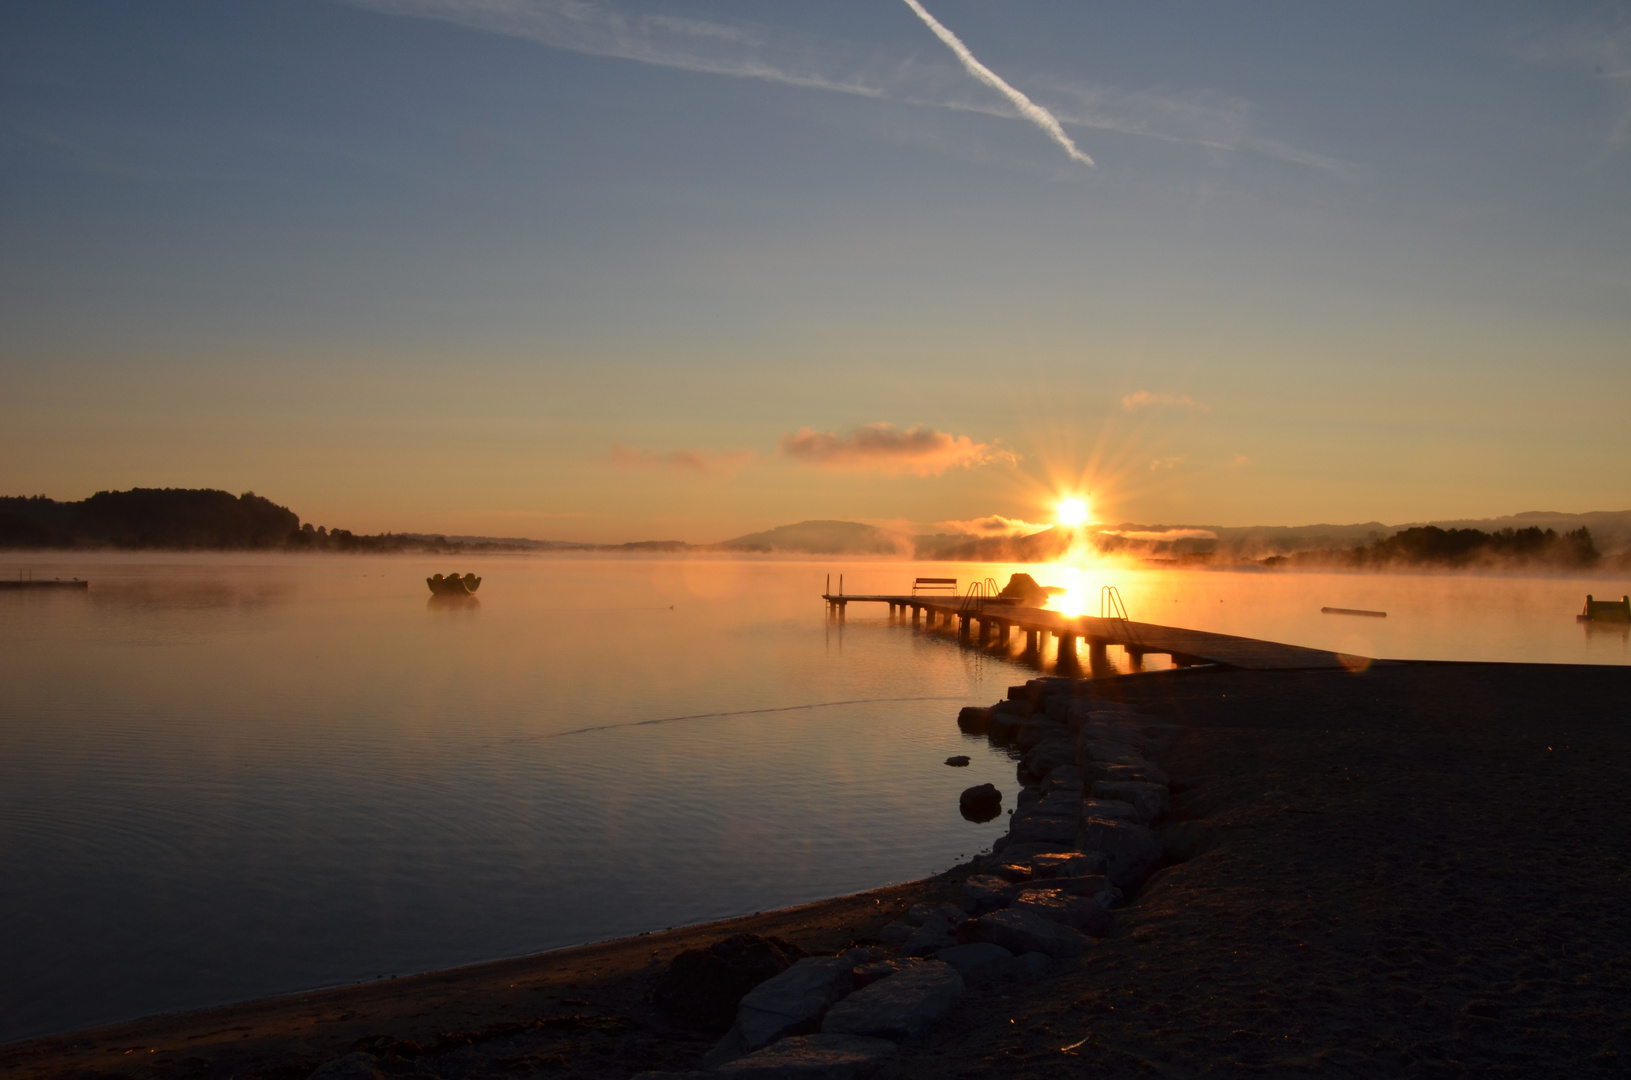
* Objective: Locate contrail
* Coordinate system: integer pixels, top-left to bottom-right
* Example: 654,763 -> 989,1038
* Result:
899,0 -> 1093,166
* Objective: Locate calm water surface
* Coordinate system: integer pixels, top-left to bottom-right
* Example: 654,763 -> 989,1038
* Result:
1,553 -> 1625,1041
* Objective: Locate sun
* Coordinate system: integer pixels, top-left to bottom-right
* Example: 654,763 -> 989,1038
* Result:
1057,498 -> 1089,527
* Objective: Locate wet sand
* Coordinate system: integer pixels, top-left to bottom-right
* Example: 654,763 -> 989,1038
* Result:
4,661 -> 1628,1079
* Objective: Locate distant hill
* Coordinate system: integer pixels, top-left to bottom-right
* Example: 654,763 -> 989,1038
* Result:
717,520 -> 905,555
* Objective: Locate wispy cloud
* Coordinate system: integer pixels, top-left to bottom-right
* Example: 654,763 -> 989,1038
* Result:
610,444 -> 753,476
342,0 -> 1338,170
1121,390 -> 1210,412
935,514 -> 1052,537
1148,455 -> 1187,472
1506,10 -> 1631,147
1098,527 -> 1217,542
897,0 -> 1092,166
779,422 -> 1012,476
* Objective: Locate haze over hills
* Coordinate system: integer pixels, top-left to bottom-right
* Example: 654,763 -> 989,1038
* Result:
3,490 -> 1628,568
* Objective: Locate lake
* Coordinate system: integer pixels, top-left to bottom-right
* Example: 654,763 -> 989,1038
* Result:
1,552 -> 1626,1042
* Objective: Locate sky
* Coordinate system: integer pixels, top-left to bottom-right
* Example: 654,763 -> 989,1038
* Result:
2,0 -> 1628,542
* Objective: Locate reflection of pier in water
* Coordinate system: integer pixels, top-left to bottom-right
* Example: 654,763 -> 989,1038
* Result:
822,588 -> 1369,675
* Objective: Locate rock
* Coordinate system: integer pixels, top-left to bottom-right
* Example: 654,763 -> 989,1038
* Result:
1077,739 -> 1148,768
992,862 -> 1033,882
1008,888 -> 1112,937
1013,952 -> 1054,981
1015,873 -> 1116,904
932,942 -> 1016,986
726,956 -> 853,1056
902,923 -> 959,957
1018,738 -> 1076,780
714,1034 -> 898,1079
1041,764 -> 1084,793
961,874 -> 1016,915
839,946 -> 890,966
944,755 -> 970,767
906,902 -> 963,928
1023,790 -> 1079,819
1015,786 -> 1041,810
1085,760 -> 1170,787
1030,852 -> 1098,879
988,712 -> 1025,744
652,933 -> 804,1030
307,1053 -> 383,1080
960,908 -> 1092,959
1005,813 -> 1078,845
628,1072 -> 711,1080
1079,796 -> 1140,823
1077,817 -> 1162,889
875,922 -> 914,945
1092,780 -> 1169,823
1161,820 -> 1219,863
1015,720 -> 1069,753
997,572 -> 1052,605
956,706 -> 993,734
959,783 -> 1002,823
853,958 -> 921,989
820,962 -> 965,1042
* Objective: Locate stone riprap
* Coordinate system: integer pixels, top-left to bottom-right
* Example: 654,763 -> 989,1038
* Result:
623,676 -> 1179,1078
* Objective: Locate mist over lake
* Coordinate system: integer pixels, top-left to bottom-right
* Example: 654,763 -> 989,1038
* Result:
1,552 -> 1624,1042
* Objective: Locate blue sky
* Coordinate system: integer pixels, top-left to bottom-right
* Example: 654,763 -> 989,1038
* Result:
2,1 -> 1628,540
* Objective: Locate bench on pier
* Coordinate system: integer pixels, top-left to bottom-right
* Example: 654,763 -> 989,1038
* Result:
911,577 -> 957,597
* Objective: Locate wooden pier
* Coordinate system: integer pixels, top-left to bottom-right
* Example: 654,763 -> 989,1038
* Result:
821,591 -> 1367,673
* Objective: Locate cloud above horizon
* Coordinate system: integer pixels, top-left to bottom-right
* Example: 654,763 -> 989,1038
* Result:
935,514 -> 1052,537
779,423 -> 1012,476
610,444 -> 753,476
1121,390 -> 1210,412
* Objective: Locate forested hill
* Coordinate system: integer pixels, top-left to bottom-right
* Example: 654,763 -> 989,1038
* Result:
0,489 -> 300,549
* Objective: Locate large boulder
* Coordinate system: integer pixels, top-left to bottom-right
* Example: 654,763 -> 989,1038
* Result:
961,874 -> 1016,915
1030,852 -> 1101,879
1015,874 -> 1118,908
652,933 -> 804,1030
821,962 -> 965,1042
307,1054 -> 383,1080
1018,737 -> 1076,780
1085,760 -> 1171,787
706,956 -> 852,1065
1092,780 -> 1169,823
959,783 -> 1003,823
932,942 -> 1016,986
1005,812 -> 1078,846
997,572 -> 1052,605
956,706 -> 993,735
713,1033 -> 899,1079
1079,796 -> 1141,823
960,908 -> 1092,959
1015,720 -> 1070,753
1077,817 -> 1162,889
1008,888 -> 1112,937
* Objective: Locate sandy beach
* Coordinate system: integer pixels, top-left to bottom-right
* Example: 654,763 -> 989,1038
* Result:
4,660 -> 1628,1079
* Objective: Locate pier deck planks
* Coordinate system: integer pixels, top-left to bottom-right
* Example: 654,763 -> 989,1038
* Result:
821,594 -> 1358,671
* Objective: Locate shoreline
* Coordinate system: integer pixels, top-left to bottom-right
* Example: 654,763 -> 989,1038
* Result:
5,660 -> 1630,1079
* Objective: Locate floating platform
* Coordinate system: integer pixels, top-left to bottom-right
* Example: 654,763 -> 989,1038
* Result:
0,578 -> 88,590
1578,595 -> 1630,623
1322,606 -> 1386,618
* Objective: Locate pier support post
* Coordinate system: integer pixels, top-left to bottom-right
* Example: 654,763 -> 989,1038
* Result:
998,622 -> 1011,647
1056,632 -> 1079,672
1088,639 -> 1111,676
957,614 -> 971,643
977,618 -> 991,646
911,605 -> 921,627
1126,647 -> 1145,672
